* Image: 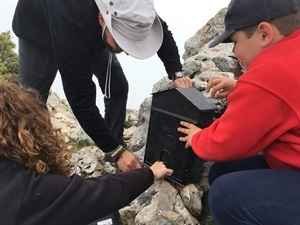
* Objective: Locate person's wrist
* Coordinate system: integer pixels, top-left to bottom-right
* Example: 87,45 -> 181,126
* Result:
104,145 -> 125,163
172,71 -> 184,81
111,145 -> 126,162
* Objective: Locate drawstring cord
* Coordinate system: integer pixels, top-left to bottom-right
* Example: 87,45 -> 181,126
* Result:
104,52 -> 112,99
102,24 -> 112,99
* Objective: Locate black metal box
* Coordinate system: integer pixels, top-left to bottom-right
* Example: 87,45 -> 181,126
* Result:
144,88 -> 217,185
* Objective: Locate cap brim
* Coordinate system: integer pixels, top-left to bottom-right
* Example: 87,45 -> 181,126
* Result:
111,16 -> 163,59
209,30 -> 234,48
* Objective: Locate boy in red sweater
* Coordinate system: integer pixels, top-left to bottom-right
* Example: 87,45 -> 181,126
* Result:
178,0 -> 300,224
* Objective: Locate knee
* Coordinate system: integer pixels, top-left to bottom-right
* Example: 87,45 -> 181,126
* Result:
208,172 -> 251,225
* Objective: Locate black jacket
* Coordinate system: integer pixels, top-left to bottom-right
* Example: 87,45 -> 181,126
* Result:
12,0 -> 182,152
0,160 -> 154,225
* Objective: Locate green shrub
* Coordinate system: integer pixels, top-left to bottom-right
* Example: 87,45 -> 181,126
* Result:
0,31 -> 19,82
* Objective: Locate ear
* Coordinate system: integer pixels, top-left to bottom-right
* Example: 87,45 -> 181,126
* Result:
256,22 -> 274,47
257,22 -> 282,48
98,13 -> 105,27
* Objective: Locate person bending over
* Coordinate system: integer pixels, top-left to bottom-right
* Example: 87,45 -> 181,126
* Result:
12,0 -> 192,172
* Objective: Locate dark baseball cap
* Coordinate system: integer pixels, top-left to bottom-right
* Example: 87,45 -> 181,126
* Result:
209,0 -> 300,48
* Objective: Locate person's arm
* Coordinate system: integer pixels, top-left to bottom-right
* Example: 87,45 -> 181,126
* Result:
157,16 -> 182,78
156,17 -> 192,88
48,5 -> 142,172
47,3 -> 121,153
17,161 -> 172,225
181,81 -> 297,162
18,166 -> 153,224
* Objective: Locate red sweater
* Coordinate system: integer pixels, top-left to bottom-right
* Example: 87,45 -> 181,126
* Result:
191,29 -> 300,170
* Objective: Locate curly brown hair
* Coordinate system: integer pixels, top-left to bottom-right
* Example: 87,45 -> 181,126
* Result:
0,82 -> 73,176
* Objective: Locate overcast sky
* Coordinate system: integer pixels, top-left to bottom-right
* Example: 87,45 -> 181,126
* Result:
0,0 -> 231,110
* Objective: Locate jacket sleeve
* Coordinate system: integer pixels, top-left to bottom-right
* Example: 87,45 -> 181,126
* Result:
157,16 -> 183,79
19,166 -> 154,225
191,79 -> 298,162
46,3 -> 120,152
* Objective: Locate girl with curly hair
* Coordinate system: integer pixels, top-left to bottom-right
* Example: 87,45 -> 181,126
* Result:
0,82 -> 173,225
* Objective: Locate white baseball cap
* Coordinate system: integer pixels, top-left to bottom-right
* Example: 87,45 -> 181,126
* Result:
95,0 -> 163,59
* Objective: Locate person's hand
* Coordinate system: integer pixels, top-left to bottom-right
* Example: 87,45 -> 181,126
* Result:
149,161 -> 173,180
171,77 -> 193,88
178,121 -> 202,148
117,150 -> 142,172
206,77 -> 237,98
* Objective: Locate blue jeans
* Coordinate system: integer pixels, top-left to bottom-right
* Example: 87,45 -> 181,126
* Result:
18,38 -> 128,144
208,155 -> 300,225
